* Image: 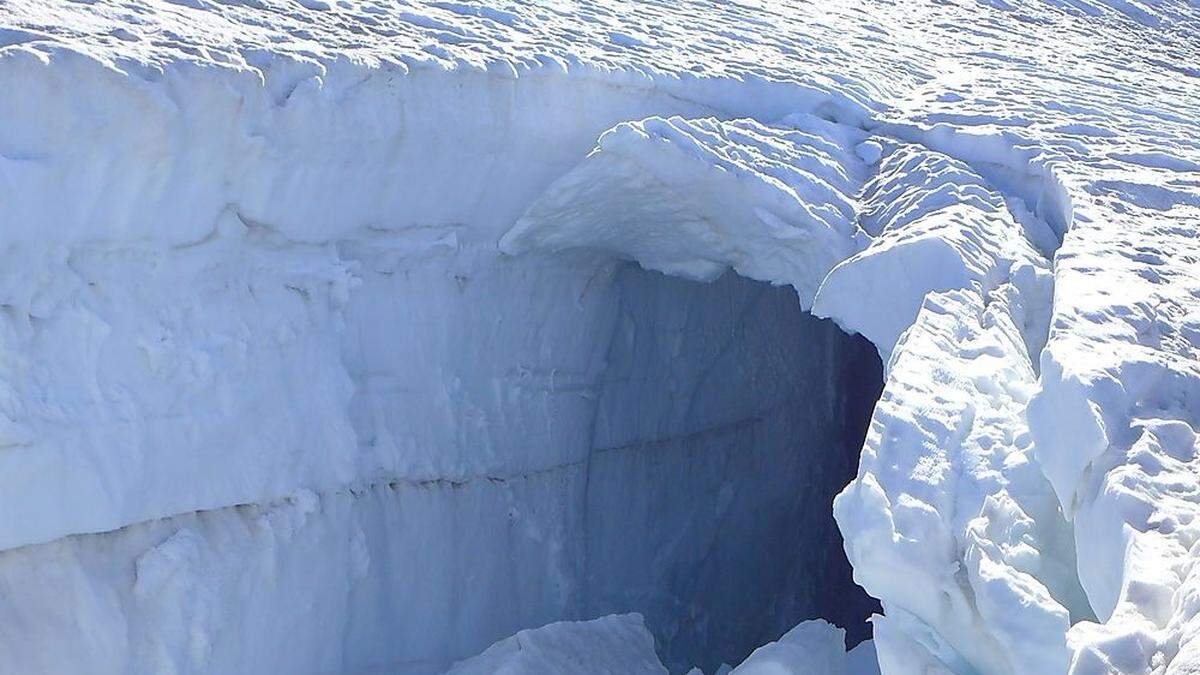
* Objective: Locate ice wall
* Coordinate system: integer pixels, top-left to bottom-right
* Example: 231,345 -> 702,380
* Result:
0,58 -> 723,553
584,266 -> 882,671
0,238 -> 883,674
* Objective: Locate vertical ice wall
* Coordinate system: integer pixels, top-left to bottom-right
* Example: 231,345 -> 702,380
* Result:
0,229 -> 885,674
583,265 -> 882,671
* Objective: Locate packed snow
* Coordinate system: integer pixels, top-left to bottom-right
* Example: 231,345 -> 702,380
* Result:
1,0 -> 1199,674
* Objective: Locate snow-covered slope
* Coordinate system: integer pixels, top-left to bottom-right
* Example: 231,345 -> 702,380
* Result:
1,0 -> 1198,673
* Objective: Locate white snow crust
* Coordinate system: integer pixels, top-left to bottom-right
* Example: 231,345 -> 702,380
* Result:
2,0 -> 1199,673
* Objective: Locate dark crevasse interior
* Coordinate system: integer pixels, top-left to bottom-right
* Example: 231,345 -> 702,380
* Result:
580,263 -> 884,673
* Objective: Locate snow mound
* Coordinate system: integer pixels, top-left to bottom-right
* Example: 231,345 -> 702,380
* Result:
730,620 -> 879,675
834,288 -> 1084,674
443,614 -> 668,675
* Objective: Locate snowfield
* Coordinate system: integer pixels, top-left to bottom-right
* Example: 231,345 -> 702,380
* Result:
1,0 -> 1198,673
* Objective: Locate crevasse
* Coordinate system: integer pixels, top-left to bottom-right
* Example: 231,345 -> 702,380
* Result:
2,1 -> 1199,674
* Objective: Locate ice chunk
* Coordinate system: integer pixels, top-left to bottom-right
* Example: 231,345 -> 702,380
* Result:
442,614 -> 668,675
730,620 -> 848,675
729,620 -> 880,675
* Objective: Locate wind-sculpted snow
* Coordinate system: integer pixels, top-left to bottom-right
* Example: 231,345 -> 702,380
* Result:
1027,156 -> 1200,672
2,0 -> 1200,673
813,145 -> 1053,361
500,113 -> 870,307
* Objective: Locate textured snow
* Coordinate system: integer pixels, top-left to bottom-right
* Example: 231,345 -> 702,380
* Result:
812,145 -> 1054,361
500,113 -> 869,308
1,0 -> 1199,673
835,288 -> 1084,673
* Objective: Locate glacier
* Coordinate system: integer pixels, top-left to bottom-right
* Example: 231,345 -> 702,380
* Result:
1,0 -> 1198,673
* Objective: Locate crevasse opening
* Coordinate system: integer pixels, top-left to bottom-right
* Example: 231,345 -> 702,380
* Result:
497,108 -> 1085,674
578,262 -> 883,672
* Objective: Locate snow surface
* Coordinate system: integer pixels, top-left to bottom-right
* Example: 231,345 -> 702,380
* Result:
1,0 -> 1199,674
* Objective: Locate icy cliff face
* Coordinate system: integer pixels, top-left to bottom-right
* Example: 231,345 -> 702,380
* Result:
2,0 -> 1199,673
0,227 -> 881,674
